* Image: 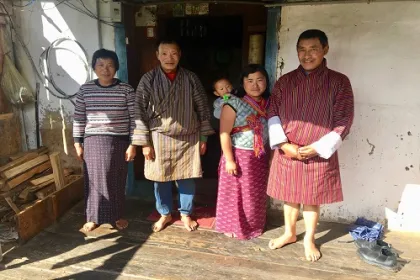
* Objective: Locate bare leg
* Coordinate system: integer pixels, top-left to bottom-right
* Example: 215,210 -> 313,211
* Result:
83,222 -> 98,232
269,203 -> 299,249
181,215 -> 198,231
152,215 -> 172,232
303,204 -> 321,262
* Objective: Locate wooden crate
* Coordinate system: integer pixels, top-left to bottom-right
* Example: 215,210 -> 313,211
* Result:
16,175 -> 83,242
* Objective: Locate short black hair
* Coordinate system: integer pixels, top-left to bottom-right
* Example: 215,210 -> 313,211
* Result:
297,29 -> 329,48
236,64 -> 270,100
156,38 -> 181,51
92,49 -> 119,71
212,76 -> 231,91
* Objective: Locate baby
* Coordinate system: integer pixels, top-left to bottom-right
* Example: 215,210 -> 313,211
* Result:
213,77 -> 234,119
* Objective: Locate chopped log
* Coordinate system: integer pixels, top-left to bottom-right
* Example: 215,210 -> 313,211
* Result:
35,185 -> 55,199
1,161 -> 51,191
29,180 -> 54,193
18,187 -> 36,203
49,152 -> 65,190
4,196 -> 20,214
1,154 -> 49,179
0,152 -> 39,173
30,168 -> 73,186
9,146 -> 48,161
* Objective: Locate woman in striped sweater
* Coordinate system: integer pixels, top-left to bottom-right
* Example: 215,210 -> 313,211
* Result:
73,49 -> 136,232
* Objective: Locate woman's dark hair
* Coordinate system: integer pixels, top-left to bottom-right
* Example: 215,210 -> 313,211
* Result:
235,64 -> 270,99
92,49 -> 119,71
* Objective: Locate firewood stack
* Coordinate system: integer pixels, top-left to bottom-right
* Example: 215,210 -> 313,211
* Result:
0,146 -> 74,222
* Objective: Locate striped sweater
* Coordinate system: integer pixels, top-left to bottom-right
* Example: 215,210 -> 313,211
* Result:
73,79 -> 135,143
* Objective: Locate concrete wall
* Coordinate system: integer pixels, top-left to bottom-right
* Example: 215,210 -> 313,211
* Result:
14,0 -> 115,168
275,2 -> 420,222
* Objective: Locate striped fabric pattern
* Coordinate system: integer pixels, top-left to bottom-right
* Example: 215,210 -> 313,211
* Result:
216,148 -> 268,240
132,66 -> 214,147
73,79 -> 135,143
133,66 -> 214,182
146,131 -> 201,182
267,60 -> 354,205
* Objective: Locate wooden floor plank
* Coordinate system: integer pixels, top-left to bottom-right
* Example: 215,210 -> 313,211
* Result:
2,231 -> 402,280
2,199 -> 419,280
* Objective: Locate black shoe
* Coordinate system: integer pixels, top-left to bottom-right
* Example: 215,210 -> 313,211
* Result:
355,239 -> 399,257
357,247 -> 398,271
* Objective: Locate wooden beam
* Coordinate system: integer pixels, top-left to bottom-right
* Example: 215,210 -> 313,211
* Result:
1,154 -> 49,180
2,161 -> 52,191
49,152 -> 65,190
9,146 -> 48,161
29,180 -> 54,193
30,168 -> 73,186
0,113 -> 13,121
0,153 -> 39,173
4,196 -> 20,214
30,174 -> 54,186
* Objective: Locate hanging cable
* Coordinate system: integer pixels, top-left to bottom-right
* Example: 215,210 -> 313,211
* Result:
0,2 -> 92,106
39,38 -> 92,102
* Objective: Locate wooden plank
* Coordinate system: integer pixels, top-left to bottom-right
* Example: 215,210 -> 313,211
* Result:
30,168 -> 72,186
0,113 -> 13,120
4,196 -> 20,214
52,175 -> 83,219
0,111 -> 22,157
9,146 -> 48,161
30,174 -> 54,186
0,152 -> 39,173
2,161 -> 51,191
1,154 -> 49,179
16,196 -> 55,242
49,152 -> 65,190
29,180 -> 54,192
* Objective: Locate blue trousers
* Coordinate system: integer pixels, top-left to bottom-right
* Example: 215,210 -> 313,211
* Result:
154,179 -> 195,216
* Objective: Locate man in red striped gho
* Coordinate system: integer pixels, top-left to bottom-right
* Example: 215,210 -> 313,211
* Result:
267,29 -> 354,262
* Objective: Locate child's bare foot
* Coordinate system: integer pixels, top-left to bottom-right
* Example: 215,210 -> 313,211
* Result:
224,233 -> 237,238
304,236 -> 321,262
82,222 -> 98,232
152,215 -> 172,232
268,233 -> 297,250
181,215 -> 198,231
115,219 -> 129,230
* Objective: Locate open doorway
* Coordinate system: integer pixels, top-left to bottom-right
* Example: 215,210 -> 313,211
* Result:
124,3 -> 267,205
158,15 -> 243,180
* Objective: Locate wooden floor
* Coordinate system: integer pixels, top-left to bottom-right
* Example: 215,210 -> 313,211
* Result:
0,199 -> 419,280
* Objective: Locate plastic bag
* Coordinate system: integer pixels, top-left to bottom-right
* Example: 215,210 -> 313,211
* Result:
0,54 -> 34,105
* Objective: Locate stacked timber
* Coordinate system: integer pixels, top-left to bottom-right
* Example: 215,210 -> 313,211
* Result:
0,147 -> 74,220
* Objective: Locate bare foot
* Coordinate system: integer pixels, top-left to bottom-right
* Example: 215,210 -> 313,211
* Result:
268,233 -> 297,250
224,233 -> 237,238
83,222 -> 98,232
181,215 -> 198,231
115,219 -> 129,230
304,236 -> 321,262
152,215 -> 172,232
